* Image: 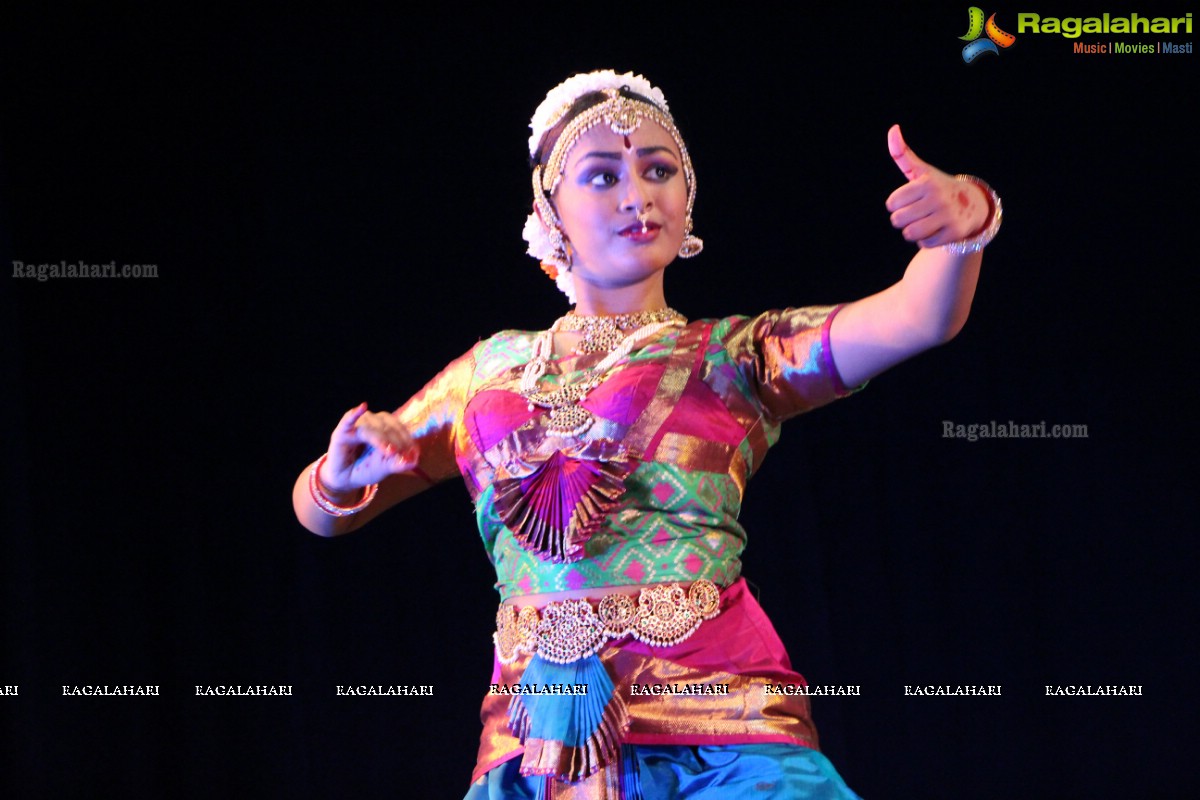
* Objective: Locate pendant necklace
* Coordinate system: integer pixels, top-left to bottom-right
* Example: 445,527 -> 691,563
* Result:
520,309 -> 686,436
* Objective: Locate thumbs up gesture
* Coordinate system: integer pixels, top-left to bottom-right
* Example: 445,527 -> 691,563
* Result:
885,125 -> 989,249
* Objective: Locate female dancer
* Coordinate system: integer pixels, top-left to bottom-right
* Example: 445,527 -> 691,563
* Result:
293,70 -> 999,798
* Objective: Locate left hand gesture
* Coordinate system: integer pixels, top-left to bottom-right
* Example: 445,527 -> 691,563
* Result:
885,124 -> 988,248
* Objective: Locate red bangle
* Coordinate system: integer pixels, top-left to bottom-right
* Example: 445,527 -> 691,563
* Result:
308,453 -> 378,517
943,175 -> 1002,254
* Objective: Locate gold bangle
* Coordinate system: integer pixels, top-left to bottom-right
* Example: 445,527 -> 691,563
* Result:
308,454 -> 378,516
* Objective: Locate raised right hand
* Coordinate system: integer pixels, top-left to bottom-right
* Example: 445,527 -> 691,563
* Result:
318,403 -> 420,494
884,124 -> 989,248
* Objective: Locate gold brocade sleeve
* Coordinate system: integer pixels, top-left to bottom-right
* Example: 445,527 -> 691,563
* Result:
391,344 -> 478,487
722,305 -> 856,425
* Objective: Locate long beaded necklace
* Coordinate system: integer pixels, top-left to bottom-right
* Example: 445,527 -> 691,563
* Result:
520,310 -> 687,436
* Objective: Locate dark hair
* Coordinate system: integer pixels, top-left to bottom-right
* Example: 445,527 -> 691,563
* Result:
530,86 -> 664,170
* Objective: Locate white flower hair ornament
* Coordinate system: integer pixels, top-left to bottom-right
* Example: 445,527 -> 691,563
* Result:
523,210 -> 578,304
526,70 -> 669,158
522,70 -> 702,304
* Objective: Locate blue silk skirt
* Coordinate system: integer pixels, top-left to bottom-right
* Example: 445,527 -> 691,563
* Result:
463,743 -> 863,799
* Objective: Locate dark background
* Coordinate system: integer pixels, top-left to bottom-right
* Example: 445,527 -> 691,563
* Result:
3,6 -> 1195,798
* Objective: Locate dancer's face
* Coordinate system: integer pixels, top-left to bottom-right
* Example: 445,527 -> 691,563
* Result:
551,120 -> 687,290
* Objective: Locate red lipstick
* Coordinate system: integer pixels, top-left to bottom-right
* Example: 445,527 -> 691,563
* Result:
618,222 -> 660,242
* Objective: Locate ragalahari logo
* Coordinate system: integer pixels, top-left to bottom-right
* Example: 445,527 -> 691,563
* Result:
960,7 -> 1017,62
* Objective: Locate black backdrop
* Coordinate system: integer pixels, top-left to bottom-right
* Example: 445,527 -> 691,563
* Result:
3,6 -> 1196,798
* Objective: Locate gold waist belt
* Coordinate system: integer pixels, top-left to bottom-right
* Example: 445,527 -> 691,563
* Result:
494,579 -> 721,665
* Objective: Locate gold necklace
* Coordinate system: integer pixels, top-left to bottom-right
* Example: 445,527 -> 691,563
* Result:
555,308 -> 685,353
520,313 -> 687,436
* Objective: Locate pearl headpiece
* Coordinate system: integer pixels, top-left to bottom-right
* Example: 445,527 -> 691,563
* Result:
522,70 -> 703,303
527,70 -> 670,159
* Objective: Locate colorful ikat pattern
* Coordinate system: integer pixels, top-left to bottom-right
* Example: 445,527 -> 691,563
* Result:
396,306 -> 859,600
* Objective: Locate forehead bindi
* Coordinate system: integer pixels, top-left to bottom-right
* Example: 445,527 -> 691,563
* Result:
566,122 -> 680,170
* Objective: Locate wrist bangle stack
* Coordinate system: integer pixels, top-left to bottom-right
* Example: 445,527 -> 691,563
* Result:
943,175 -> 1003,254
309,453 -> 378,516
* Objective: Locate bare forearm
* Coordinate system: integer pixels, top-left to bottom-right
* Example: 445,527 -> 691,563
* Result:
829,127 -> 997,387
895,246 -> 982,345
292,454 -> 441,537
